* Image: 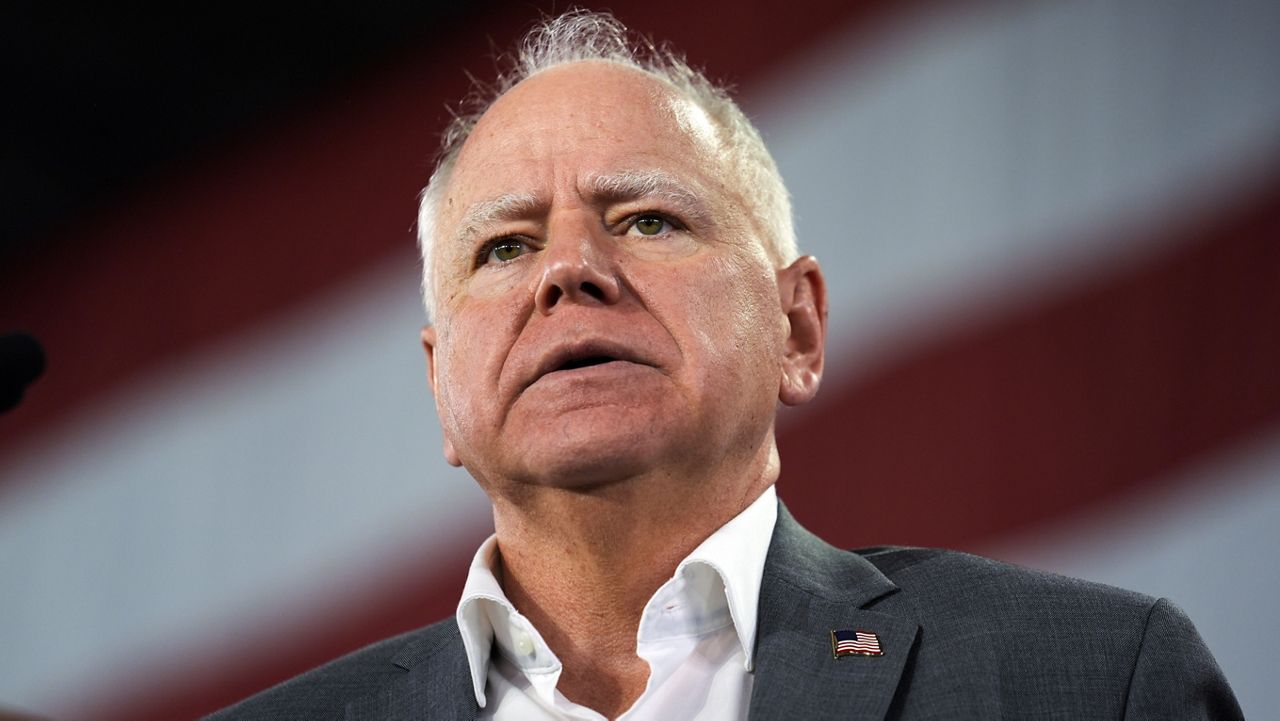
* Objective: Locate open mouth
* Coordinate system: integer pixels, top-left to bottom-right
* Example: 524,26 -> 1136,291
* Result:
556,355 -> 618,371
526,342 -> 649,390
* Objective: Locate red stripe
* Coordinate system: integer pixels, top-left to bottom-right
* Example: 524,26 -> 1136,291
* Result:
8,0 -> 1275,718
24,2 -> 923,720
74,164 -> 1280,713
777,160 -> 1280,553
75,528 -> 491,721
0,0 -> 925,485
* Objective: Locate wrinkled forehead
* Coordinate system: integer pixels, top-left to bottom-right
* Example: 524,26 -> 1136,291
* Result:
439,62 -> 726,223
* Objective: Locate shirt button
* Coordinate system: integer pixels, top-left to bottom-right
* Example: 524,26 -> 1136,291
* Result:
513,628 -> 535,657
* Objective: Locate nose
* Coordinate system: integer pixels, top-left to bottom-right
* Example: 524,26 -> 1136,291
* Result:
534,222 -> 622,314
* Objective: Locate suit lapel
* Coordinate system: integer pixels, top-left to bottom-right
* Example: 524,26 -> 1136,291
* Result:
344,504 -> 915,720
347,620 -> 479,721
749,504 -> 920,721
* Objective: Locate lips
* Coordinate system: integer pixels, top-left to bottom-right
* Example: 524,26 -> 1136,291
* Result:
525,339 -> 652,389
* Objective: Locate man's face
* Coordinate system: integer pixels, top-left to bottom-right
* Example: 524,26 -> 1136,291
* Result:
423,62 -> 800,492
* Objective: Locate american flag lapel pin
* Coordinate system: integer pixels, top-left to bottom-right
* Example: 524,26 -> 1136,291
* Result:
831,628 -> 884,658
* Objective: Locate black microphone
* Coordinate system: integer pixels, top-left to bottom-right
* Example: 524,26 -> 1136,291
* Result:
1,332 -> 46,414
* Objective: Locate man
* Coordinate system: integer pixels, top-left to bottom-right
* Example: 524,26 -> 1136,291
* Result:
210,11 -> 1241,720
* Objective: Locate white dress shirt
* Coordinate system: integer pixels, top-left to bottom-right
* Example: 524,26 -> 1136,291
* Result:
456,485 -> 779,721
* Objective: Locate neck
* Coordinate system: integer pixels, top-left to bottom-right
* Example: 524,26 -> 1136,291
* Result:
488,443 -> 779,718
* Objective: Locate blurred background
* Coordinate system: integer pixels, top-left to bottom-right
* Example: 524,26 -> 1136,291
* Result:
1,1 -> 1277,718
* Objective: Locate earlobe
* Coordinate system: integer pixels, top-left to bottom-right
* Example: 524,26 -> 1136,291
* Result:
776,256 -> 828,407
420,326 -> 463,468
442,437 -> 462,467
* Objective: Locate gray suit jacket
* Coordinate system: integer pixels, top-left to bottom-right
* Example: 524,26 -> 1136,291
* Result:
208,504 -> 1242,719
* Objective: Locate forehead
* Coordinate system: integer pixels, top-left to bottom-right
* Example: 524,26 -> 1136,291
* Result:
441,62 -> 724,221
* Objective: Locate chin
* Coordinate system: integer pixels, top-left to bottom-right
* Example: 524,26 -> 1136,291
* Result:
512,424 -> 678,490
484,396 -> 669,479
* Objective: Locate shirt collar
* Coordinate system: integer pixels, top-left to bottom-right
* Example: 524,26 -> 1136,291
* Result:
455,485 -> 778,708
670,483 -> 777,672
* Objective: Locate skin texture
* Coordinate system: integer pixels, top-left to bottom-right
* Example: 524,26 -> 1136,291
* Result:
420,61 -> 827,719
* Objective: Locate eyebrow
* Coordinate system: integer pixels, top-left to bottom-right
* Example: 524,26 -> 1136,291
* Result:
452,169 -> 712,248
584,169 -> 710,224
455,192 -> 542,248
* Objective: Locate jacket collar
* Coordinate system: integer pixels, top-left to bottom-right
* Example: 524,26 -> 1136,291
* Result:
346,620 -> 479,721
360,501 -> 917,721
748,502 -> 920,721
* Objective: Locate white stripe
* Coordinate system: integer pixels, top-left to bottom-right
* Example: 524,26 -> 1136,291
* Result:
989,424 -> 1280,720
2,0 -> 1278,714
751,0 -> 1280,379
0,259 -> 491,710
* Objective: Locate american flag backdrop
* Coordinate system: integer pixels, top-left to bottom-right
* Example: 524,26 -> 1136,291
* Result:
1,1 -> 1277,719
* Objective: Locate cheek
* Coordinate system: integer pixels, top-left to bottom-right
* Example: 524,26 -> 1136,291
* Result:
435,292 -> 531,395
618,232 -> 700,262
433,317 -> 497,419
432,337 -> 471,431
720,253 -> 782,338
675,254 -> 784,383
463,260 -> 539,300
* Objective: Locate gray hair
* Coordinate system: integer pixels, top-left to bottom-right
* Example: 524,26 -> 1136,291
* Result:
416,9 -> 797,319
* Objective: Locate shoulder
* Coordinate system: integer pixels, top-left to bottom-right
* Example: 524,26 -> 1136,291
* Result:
203,617 -> 460,721
850,547 -> 1241,718
858,545 -> 1156,621
856,546 -> 1159,652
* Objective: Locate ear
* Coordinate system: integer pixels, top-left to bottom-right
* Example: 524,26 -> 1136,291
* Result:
776,256 -> 827,406
420,325 -> 462,467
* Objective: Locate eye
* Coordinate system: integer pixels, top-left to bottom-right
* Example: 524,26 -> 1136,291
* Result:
477,238 -> 531,266
628,214 -> 671,237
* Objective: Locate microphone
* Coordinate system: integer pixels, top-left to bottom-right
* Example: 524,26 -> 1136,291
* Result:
1,332 -> 46,414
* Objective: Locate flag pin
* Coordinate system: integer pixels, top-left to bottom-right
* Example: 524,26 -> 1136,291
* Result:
831,628 -> 883,658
